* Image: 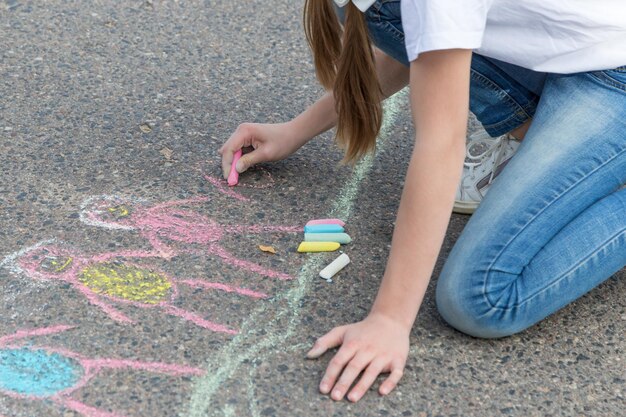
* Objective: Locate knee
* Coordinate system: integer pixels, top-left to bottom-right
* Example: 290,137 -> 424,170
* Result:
435,271 -> 524,339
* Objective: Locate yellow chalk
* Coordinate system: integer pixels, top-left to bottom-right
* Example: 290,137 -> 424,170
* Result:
297,242 -> 341,253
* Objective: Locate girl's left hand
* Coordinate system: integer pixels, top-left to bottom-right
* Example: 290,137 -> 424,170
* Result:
306,312 -> 410,402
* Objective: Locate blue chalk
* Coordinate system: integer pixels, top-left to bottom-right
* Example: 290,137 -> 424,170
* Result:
304,224 -> 344,234
0,348 -> 83,397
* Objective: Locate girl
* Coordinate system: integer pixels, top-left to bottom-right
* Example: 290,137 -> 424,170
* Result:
220,0 -> 626,403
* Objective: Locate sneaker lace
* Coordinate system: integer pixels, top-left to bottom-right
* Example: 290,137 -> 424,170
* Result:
464,134 -> 512,183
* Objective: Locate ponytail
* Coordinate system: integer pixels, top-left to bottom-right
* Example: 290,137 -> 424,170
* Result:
303,0 -> 342,89
304,1 -> 383,163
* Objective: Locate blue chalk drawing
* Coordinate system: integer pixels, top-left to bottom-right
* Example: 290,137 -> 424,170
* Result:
0,348 -> 83,397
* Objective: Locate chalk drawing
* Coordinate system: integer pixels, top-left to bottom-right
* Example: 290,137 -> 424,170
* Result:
3,241 -> 267,334
222,405 -> 237,417
200,165 -> 276,204
183,89 -> 408,417
203,174 -> 251,202
0,325 -> 204,417
79,195 -> 300,279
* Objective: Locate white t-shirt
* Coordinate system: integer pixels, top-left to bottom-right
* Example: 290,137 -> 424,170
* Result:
333,0 -> 376,13
401,0 -> 626,73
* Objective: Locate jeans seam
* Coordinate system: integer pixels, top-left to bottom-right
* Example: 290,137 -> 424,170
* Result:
487,229 -> 625,312
481,101 -> 537,135
470,69 -> 535,130
587,71 -> 626,93
482,147 -> 626,310
381,21 -> 404,42
370,1 -> 404,42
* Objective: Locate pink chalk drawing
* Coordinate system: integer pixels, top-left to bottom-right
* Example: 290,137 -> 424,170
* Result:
203,173 -> 251,202
79,195 -> 301,280
5,241 -> 267,334
200,164 -> 276,203
0,325 -> 204,417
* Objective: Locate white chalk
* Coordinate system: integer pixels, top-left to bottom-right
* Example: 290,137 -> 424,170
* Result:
319,253 -> 350,280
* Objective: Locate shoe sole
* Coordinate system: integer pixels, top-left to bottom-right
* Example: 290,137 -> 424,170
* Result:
453,200 -> 478,214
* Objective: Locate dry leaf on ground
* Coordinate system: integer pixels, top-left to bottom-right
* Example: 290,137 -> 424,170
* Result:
259,245 -> 277,254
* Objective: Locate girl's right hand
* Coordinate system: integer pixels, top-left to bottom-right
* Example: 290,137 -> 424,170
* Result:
219,122 -> 305,179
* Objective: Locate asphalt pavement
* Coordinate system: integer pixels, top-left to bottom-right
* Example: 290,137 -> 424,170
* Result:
0,1 -> 624,416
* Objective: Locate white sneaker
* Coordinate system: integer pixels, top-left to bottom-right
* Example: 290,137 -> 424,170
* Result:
454,131 -> 521,214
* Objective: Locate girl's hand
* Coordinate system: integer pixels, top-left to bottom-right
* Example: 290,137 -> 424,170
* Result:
219,122 -> 306,179
306,312 -> 410,402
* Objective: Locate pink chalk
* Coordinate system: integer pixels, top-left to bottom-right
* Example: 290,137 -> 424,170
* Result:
306,218 -> 345,227
228,149 -> 243,186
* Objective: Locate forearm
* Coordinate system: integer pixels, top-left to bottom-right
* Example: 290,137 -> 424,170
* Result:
371,49 -> 472,330
371,140 -> 465,329
289,49 -> 409,144
289,91 -> 337,145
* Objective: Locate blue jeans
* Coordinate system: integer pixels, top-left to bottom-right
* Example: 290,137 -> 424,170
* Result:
338,0 -> 626,338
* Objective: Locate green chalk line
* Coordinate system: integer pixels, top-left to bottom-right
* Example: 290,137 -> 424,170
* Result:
183,89 -> 408,417
246,364 -> 259,417
222,405 -> 236,417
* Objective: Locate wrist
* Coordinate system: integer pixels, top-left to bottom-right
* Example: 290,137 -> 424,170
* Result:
284,119 -> 314,148
290,92 -> 337,140
369,304 -> 415,333
369,268 -> 425,333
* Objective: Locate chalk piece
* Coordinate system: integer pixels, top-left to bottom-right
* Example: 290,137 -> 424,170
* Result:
228,149 -> 242,186
304,224 -> 344,234
304,233 -> 351,244
319,253 -> 350,279
297,242 -> 341,253
306,218 -> 345,227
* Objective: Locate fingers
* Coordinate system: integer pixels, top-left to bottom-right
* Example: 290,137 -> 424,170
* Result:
347,359 -> 386,402
330,358 -> 404,402
306,326 -> 346,359
329,351 -> 375,401
318,344 -> 358,396
221,149 -> 235,179
221,146 -> 262,178
220,124 -> 254,178
235,149 -> 263,174
316,349 -> 405,402
379,365 -> 404,396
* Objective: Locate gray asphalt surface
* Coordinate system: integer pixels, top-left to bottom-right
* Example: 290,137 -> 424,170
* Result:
1,1 -> 624,416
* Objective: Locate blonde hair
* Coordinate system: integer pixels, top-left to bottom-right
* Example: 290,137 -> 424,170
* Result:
304,0 -> 383,163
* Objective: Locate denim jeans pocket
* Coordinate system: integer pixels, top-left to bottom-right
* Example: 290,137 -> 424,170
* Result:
369,0 -> 404,42
590,66 -> 626,92
364,0 -> 408,65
